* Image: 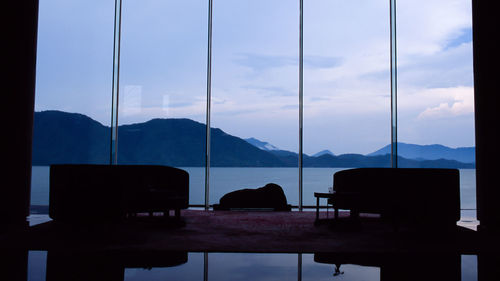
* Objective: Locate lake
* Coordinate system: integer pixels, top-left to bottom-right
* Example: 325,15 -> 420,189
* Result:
30,166 -> 476,219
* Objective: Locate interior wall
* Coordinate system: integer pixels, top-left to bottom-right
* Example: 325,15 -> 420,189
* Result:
473,0 -> 500,231
2,1 -> 38,228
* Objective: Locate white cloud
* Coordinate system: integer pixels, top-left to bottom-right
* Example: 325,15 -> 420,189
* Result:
397,0 -> 472,57
416,86 -> 474,119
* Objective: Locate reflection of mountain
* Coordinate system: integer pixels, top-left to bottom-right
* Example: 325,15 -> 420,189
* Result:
32,111 -> 474,168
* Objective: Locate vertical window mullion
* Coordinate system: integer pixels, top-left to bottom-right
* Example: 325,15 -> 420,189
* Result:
205,0 -> 214,210
299,0 -> 304,211
110,0 -> 122,165
390,0 -> 398,168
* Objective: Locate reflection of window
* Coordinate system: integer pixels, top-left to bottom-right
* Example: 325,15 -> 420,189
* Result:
31,252 -> 476,281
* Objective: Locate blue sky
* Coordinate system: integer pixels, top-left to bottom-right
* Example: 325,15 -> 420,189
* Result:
35,0 -> 474,155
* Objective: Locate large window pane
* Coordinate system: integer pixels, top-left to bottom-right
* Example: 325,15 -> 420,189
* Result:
210,0 -> 299,206
118,0 -> 208,206
303,0 -> 391,206
32,0 -> 115,211
397,0 -> 475,220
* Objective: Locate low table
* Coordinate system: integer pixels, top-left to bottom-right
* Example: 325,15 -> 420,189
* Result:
314,192 -> 338,224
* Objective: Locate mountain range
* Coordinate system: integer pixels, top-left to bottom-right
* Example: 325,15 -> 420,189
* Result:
32,110 -> 474,168
368,142 -> 475,164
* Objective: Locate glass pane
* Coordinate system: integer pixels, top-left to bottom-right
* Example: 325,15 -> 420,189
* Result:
303,0 -> 391,206
32,0 -> 115,212
397,0 -> 476,220
118,0 -> 208,206
210,0 -> 299,206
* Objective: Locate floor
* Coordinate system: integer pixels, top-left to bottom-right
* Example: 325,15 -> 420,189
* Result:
8,210 -> 486,255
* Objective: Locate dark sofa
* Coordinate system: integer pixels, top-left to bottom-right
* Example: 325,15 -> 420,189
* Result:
49,164 -> 189,223
328,168 -> 460,228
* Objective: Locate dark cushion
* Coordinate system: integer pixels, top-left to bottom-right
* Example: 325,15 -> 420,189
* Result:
214,183 -> 291,211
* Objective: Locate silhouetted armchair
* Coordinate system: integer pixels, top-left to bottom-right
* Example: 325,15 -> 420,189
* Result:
329,168 -> 460,228
49,164 -> 189,223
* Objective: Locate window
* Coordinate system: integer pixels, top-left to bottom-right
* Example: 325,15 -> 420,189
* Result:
397,0 -> 475,219
303,0 -> 391,206
33,0 -> 476,215
117,0 -> 208,206
32,0 -> 115,210
210,0 -> 299,205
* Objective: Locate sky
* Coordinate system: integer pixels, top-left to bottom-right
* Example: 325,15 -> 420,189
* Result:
35,0 -> 474,155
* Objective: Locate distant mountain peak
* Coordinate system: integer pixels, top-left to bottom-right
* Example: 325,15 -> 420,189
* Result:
367,142 -> 475,163
245,137 -> 280,151
313,150 -> 335,157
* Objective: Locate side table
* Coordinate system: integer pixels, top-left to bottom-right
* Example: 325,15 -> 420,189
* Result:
314,192 -> 337,224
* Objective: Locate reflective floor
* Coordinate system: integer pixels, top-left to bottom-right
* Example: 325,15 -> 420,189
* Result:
23,214 -> 482,281
26,251 -> 477,281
